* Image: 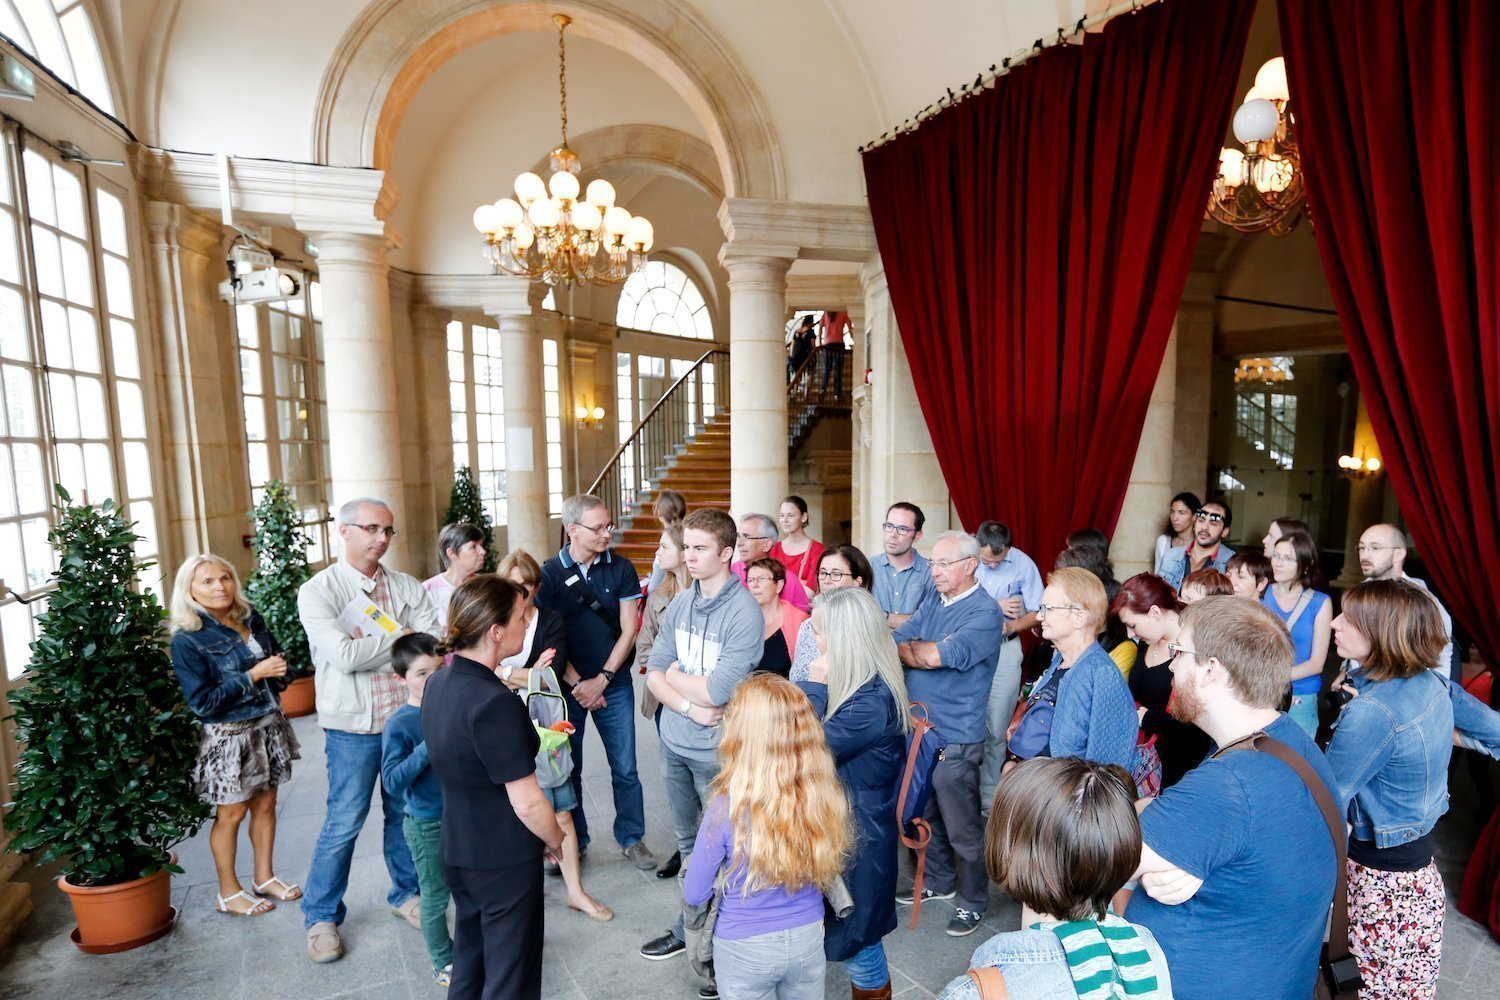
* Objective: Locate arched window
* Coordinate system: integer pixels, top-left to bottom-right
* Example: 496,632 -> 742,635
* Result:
0,1 -> 114,113
616,260 -> 712,340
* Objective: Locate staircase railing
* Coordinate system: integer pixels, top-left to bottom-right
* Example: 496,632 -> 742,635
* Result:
586,348 -> 730,529
787,344 -> 854,454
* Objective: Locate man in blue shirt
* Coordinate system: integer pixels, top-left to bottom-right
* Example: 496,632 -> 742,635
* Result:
536,494 -> 655,872
974,520 -> 1045,811
893,531 -> 1003,937
1126,596 -> 1340,1000
873,501 -> 938,629
1159,501 -> 1235,591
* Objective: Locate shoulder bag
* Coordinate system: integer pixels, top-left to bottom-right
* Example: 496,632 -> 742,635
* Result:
964,966 -> 1009,999
1213,732 -> 1361,999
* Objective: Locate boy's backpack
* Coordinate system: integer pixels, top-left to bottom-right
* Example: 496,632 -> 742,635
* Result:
525,666 -> 573,789
895,701 -> 947,929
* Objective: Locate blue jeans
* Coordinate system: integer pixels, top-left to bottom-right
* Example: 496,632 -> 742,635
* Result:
981,637 -> 1024,813
565,683 -> 646,851
661,741 -> 720,943
843,941 -> 890,989
713,920 -> 825,1000
301,729 -> 419,928
1288,693 -> 1319,736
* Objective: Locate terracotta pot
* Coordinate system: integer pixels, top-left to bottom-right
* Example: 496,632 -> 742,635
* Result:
281,675 -> 316,718
59,863 -> 174,953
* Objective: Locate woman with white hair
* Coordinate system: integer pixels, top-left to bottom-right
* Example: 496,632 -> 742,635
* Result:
169,553 -> 301,916
799,586 -> 910,999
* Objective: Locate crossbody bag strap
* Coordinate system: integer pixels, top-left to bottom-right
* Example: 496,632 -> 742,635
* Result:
1284,589 -> 1315,633
965,966 -> 1009,1000
556,562 -> 623,639
1218,733 -> 1351,966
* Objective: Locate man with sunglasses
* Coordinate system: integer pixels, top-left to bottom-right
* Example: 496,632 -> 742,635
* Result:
1160,500 -> 1235,592
537,493 -> 655,872
298,497 -> 441,963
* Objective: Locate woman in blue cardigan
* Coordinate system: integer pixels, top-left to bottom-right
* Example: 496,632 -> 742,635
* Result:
797,587 -> 908,1000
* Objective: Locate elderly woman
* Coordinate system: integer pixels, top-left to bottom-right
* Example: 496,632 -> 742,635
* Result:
744,556 -> 809,678
798,587 -> 908,999
424,521 -> 488,628
169,553 -> 301,916
1007,567 -> 1138,774
789,544 -> 875,683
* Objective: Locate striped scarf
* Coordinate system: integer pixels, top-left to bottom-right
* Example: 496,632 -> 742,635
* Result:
1029,912 -> 1161,1000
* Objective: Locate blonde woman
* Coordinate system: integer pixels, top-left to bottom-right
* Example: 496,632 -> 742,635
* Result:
683,673 -> 853,999
801,587 -> 909,999
168,553 -> 301,915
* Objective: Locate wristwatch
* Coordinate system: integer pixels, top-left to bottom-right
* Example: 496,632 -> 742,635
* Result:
601,668 -> 616,682
679,698 -> 692,716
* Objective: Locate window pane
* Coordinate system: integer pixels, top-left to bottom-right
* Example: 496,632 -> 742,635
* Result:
247,442 -> 270,486
115,379 -> 145,438
11,442 -> 44,513
74,375 -> 106,438
59,236 -> 92,305
2,598 -> 41,679
68,306 -> 98,373
47,372 -> 77,437
110,320 -> 137,378
130,500 -> 157,559
122,440 -> 151,498
54,441 -> 83,499
31,226 -> 62,297
0,286 -> 28,359
102,254 -> 133,318
0,210 -> 19,283
20,515 -> 52,590
240,348 -> 262,395
22,150 -> 54,226
95,189 -> 127,256
243,395 -> 266,441
3,365 -> 37,436
82,441 -> 111,499
0,521 -> 22,586
51,165 -> 85,238
0,447 -> 12,516
40,299 -> 69,367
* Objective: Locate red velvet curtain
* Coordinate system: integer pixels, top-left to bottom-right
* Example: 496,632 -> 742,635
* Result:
1276,0 -> 1500,667
860,0 -> 1253,568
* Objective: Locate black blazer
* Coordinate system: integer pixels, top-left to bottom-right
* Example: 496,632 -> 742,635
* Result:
523,607 -> 568,671
421,655 -> 541,870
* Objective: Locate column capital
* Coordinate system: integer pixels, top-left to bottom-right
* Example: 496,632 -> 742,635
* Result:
718,198 -> 877,262
304,230 -> 391,267
478,275 -> 536,319
718,248 -> 793,293
142,201 -> 224,258
858,257 -> 887,297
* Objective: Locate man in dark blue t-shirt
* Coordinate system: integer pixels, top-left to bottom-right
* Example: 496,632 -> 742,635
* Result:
536,493 -> 654,871
1126,596 -> 1341,1000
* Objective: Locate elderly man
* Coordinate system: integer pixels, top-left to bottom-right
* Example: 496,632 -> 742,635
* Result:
1161,501 -> 1235,591
298,497 -> 441,964
892,531 -> 1004,937
536,494 -> 654,871
730,512 -> 811,613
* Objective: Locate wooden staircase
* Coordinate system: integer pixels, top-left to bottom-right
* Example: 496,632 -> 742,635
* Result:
612,417 -> 731,568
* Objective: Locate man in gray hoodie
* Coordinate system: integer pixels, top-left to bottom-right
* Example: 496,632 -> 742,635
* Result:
639,507 -> 763,966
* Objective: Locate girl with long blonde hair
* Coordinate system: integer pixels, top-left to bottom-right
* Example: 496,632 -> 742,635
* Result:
682,673 -> 853,999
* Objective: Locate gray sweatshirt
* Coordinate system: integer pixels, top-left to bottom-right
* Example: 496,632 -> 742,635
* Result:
647,573 -> 763,761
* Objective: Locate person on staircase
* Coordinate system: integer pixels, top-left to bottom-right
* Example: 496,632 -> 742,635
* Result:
771,495 -> 825,594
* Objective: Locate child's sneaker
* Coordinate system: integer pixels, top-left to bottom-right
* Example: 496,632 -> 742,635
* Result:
434,964 -> 452,988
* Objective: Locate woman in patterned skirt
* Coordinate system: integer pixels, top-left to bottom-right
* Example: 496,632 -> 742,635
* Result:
169,553 -> 301,916
1327,579 -> 1454,998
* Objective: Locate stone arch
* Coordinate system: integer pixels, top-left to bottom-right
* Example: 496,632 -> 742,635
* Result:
525,124 -> 723,203
313,0 -> 784,201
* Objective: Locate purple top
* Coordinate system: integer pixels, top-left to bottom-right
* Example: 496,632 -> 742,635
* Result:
682,795 -> 824,940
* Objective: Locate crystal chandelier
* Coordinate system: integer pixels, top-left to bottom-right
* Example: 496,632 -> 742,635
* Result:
470,14 -> 653,286
1207,57 -> 1306,237
1234,356 -> 1293,386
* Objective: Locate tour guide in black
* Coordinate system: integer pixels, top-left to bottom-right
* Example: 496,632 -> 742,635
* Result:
536,493 -> 655,870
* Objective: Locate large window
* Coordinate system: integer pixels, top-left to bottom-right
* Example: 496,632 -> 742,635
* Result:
235,283 -> 333,565
616,260 -> 712,340
449,320 -> 507,526
0,135 -> 156,679
0,1 -> 114,113
1235,357 -> 1297,471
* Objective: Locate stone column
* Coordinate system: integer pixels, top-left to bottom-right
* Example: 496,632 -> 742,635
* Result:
720,250 -> 793,518
1334,396 -> 1385,586
306,230 -> 411,572
1112,326 -> 1179,580
143,202 -> 251,578
482,278 -> 550,558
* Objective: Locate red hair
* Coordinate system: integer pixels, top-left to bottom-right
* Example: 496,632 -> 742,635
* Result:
1110,573 -> 1181,618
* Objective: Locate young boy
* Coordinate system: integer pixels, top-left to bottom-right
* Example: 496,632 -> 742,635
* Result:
380,633 -> 451,986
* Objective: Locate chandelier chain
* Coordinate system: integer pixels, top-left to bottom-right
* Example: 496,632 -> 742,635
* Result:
557,15 -> 569,147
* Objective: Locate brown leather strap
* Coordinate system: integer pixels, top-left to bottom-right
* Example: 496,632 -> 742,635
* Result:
896,703 -> 933,929
1216,731 -> 1351,964
966,966 -> 1009,1000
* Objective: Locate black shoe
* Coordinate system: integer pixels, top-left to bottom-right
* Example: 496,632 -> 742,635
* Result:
947,908 -> 984,936
697,986 -> 718,999
656,850 -> 682,879
895,886 -> 955,905
639,931 -> 685,960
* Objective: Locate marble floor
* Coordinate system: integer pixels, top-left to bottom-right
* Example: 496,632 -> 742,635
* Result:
1,707 -> 1498,999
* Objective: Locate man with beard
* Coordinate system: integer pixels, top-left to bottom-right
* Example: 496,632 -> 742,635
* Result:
1355,523 -> 1454,679
1159,501 -> 1235,592
1124,596 -> 1340,1000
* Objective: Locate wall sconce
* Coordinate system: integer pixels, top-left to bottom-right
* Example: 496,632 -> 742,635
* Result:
1338,452 -> 1382,478
576,404 -> 606,430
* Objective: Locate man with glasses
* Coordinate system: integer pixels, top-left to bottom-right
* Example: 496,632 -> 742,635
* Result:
730,512 -> 811,612
892,531 -> 1004,936
298,497 -> 441,963
1355,523 -> 1454,679
1160,500 -> 1235,592
536,494 -> 655,872
1125,596 -> 1340,1000
873,501 -> 938,629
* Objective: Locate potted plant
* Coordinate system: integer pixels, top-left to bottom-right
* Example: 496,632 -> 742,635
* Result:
444,464 -> 497,572
246,480 -> 316,717
7,487 -> 209,952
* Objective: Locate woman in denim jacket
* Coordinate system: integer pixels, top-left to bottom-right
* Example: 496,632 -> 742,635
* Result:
1327,580 -> 1453,999
169,554 -> 301,917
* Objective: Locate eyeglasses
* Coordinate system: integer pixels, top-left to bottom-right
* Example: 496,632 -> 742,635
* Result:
576,521 -> 615,535
931,557 -> 975,570
1036,603 -> 1083,618
1193,510 -> 1226,524
737,533 -> 773,543
348,523 -> 398,538
816,569 -> 850,582
881,522 -> 916,536
746,574 -> 776,586
1270,553 -> 1296,564
1167,641 -> 1201,660
1356,543 -> 1392,554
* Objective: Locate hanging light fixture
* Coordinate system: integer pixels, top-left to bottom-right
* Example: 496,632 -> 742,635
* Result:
471,14 -> 653,286
1207,57 -> 1306,236
1233,356 -> 1293,386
